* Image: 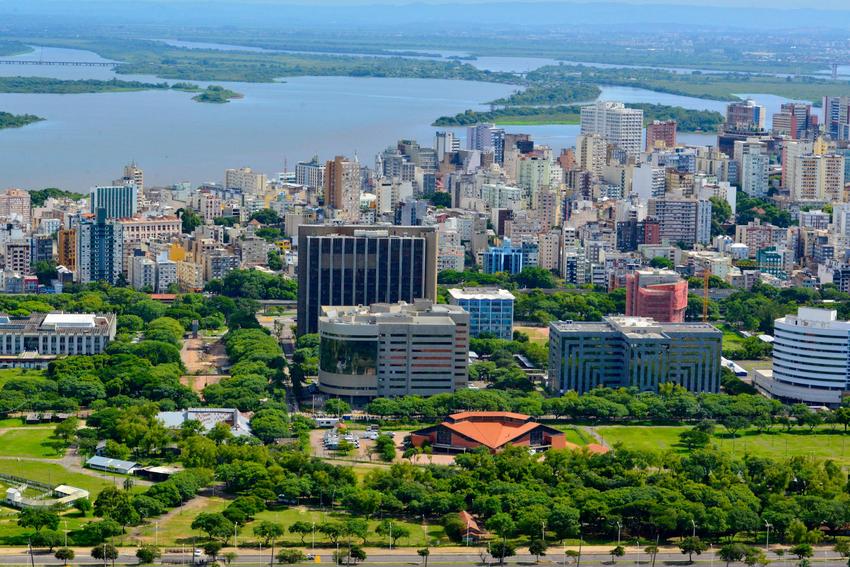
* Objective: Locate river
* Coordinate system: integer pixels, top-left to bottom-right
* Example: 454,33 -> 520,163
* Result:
0,45 -> 815,190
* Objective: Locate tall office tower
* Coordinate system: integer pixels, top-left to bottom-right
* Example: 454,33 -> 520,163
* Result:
772,103 -> 815,140
792,154 -> 845,202
76,208 -> 124,284
57,229 -> 76,271
295,156 -> 325,188
317,301 -> 469,399
781,140 -> 813,190
735,140 -> 769,198
323,156 -> 361,220
90,185 -> 137,220
0,188 -> 31,225
575,133 -> 608,176
296,225 -> 437,335
823,96 -> 850,140
113,162 -> 144,207
4,240 -> 30,274
645,120 -> 678,150
726,99 -> 766,131
625,269 -> 688,323
224,167 -> 267,194
649,197 -> 712,247
580,101 -> 643,157
435,131 -> 459,162
466,123 -> 506,164
549,317 -> 721,394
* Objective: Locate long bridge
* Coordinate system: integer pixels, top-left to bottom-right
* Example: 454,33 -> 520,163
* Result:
0,59 -> 116,67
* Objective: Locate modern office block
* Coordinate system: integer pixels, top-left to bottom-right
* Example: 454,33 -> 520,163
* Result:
447,287 -> 515,339
76,209 -> 124,284
483,237 -> 538,274
580,101 -> 643,157
297,225 -> 437,335
317,300 -> 468,400
90,185 -> 137,220
549,316 -> 721,394
0,313 -> 116,355
625,269 -> 688,323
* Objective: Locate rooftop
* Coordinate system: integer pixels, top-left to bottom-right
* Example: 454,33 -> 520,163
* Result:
448,288 -> 515,301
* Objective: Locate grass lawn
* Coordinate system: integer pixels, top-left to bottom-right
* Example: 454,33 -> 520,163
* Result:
135,499 -> 445,548
0,427 -> 63,458
0,368 -> 43,388
553,425 -> 591,446
0,459 -> 118,496
596,425 -> 850,465
515,326 -> 549,346
0,503 -> 93,545
718,323 -> 746,353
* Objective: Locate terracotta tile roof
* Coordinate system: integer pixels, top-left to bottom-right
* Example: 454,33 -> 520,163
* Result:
443,419 -> 539,450
449,411 -> 530,421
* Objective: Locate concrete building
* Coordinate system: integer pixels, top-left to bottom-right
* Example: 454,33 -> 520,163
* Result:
4,241 -> 30,275
726,99 -> 766,131
646,120 -> 677,150
225,167 -> 267,194
792,154 -> 845,203
736,140 -> 769,198
77,209 -> 124,284
580,101 -> 643,157
323,156 -> 361,220
0,189 -> 31,225
297,225 -> 437,335
822,96 -> 850,140
625,269 -> 688,323
549,316 -> 722,394
295,156 -> 325,188
482,237 -> 537,274
117,216 -> 181,245
317,301 -> 469,400
90,186 -> 137,220
131,256 -> 156,291
480,183 -> 523,210
648,198 -> 712,247
575,134 -> 608,176
448,287 -> 515,339
57,229 -> 76,271
0,313 -> 116,356
735,219 -> 787,258
752,308 -> 850,407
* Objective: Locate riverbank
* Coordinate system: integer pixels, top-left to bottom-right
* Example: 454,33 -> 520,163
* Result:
0,111 -> 43,129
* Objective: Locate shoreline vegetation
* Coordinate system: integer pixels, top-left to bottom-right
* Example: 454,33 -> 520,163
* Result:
0,77 -> 242,103
0,111 -> 44,130
434,103 -> 725,131
0,41 -> 32,57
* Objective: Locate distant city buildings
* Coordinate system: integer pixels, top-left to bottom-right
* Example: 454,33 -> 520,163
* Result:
646,120 -> 677,150
580,101 -> 643,157
625,269 -> 688,323
448,287 -> 515,339
90,185 -> 137,220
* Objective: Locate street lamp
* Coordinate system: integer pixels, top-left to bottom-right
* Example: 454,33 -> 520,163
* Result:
542,520 -> 546,544
764,521 -> 772,552
616,521 -> 621,547
690,519 -> 697,539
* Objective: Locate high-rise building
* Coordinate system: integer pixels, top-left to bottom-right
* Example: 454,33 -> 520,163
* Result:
482,238 -> 537,274
77,209 -> 124,284
466,124 -> 506,163
752,308 -> 850,407
575,134 -> 608,176
792,154 -> 846,202
30,234 -> 54,266
822,96 -> 850,140
225,167 -> 267,194
772,103 -> 815,140
90,185 -> 137,220
323,156 -> 361,220
726,99 -> 766,131
435,131 -> 459,162
648,198 -> 712,246
625,269 -> 688,323
297,225 -> 437,335
57,229 -> 76,271
4,240 -> 30,274
646,120 -> 677,150
549,316 -> 722,394
735,140 -> 769,198
317,301 -> 468,399
0,188 -> 31,225
113,162 -> 144,207
447,288 -> 515,340
580,101 -> 643,157
295,156 -> 325,188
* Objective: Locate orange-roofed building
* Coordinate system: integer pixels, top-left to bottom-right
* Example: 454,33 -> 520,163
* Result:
410,411 -> 566,454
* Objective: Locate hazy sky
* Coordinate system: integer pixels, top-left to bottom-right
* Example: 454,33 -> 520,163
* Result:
18,0 -> 850,7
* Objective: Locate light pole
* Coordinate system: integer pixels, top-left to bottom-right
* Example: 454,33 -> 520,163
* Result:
690,519 -> 696,539
764,521 -> 772,552
64,520 -> 68,548
312,521 -> 316,553
616,522 -> 621,547
635,538 -> 640,566
234,522 -> 238,548
542,520 -> 546,544
155,521 -> 159,548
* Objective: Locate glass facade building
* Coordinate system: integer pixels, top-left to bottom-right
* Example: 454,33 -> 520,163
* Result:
447,288 -> 515,340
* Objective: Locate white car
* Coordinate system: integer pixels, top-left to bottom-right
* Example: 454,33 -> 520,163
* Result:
193,549 -> 204,558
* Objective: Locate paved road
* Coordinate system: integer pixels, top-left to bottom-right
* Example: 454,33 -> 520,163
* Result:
0,549 -> 847,566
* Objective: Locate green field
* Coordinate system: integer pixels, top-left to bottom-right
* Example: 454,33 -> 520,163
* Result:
596,425 -> 850,465
0,503 -> 93,545
554,425 -> 591,447
0,367 -> 44,388
0,460 -> 119,496
135,498 -> 445,547
718,323 -> 746,353
0,427 -> 62,458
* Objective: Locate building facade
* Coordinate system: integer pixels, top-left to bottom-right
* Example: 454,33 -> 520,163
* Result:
0,313 -> 116,356
447,287 -> 515,339
77,209 -> 124,284
90,186 -> 137,220
549,316 -> 722,394
580,101 -> 643,157
625,269 -> 688,323
297,225 -> 437,335
317,301 -> 468,399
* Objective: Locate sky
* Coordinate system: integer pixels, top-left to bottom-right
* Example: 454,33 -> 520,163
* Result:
11,0 -> 850,6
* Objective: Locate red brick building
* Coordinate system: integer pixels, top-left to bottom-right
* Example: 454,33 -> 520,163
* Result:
625,269 -> 688,323
646,120 -> 677,150
410,411 -> 567,453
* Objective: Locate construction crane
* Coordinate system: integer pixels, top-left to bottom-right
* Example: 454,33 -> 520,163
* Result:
702,268 -> 710,323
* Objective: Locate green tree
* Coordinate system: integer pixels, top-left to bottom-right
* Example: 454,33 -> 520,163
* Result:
253,521 -> 285,546
55,547 -> 75,566
744,548 -> 767,567
374,434 -> 397,462
179,208 -> 202,234
325,399 -> 350,416
18,507 -> 60,532
680,536 -> 708,563
719,544 -> 747,567
136,545 -> 161,564
203,541 -> 223,563
277,549 -> 306,564
417,548 -> 431,567
650,256 -> 674,269
490,541 -> 516,565
790,544 -> 813,560
289,521 -> 313,545
91,543 -> 119,567
376,519 -> 410,547
191,512 -> 235,543
54,416 -> 79,443
529,539 -> 548,563
610,546 -> 625,564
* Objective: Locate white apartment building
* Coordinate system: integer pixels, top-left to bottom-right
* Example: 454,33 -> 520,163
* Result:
117,216 -> 182,245
735,140 -> 769,198
480,183 -> 523,210
225,167 -> 267,195
0,189 -> 31,226
580,101 -> 643,157
792,154 -> 845,202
